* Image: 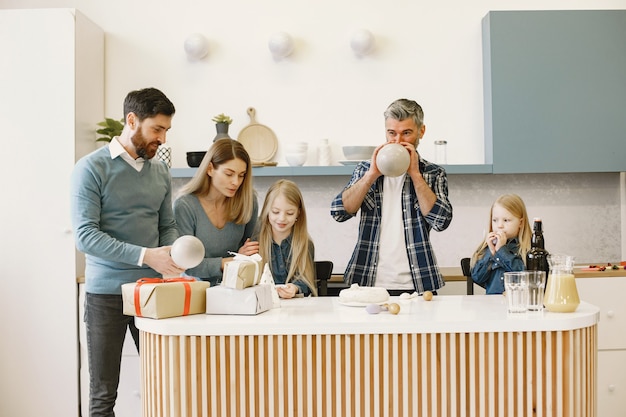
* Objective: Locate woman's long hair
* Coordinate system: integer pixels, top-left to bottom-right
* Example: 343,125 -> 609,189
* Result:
470,194 -> 532,267
258,180 -> 317,295
177,139 -> 254,224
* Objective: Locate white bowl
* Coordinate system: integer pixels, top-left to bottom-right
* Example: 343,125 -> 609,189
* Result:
285,141 -> 308,146
342,146 -> 376,161
285,152 -> 307,166
285,142 -> 308,153
376,144 -> 410,177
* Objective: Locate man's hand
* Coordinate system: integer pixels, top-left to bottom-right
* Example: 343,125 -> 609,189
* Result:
368,143 -> 386,178
144,246 -> 185,277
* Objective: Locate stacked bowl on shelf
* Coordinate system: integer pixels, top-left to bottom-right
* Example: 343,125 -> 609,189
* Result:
284,142 -> 308,166
342,146 -> 376,161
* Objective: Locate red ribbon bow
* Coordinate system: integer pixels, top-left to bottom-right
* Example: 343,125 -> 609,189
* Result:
133,277 -> 195,318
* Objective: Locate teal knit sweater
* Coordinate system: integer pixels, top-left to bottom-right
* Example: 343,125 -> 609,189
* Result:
71,146 -> 179,294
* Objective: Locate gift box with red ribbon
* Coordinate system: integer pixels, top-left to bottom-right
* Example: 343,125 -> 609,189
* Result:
121,277 -> 210,319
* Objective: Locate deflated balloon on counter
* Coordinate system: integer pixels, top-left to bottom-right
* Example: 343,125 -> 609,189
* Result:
366,303 -> 400,315
366,304 -> 382,314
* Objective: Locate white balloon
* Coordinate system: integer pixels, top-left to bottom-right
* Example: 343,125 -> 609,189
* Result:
184,33 -> 209,60
376,143 -> 410,177
350,29 -> 375,56
170,235 -> 205,269
268,32 -> 294,59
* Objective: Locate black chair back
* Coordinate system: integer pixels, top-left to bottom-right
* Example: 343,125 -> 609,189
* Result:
315,261 -> 334,296
460,257 -> 473,295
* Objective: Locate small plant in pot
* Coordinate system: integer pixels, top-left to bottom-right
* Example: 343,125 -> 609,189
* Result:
211,113 -> 232,125
96,117 -> 125,143
211,113 -> 232,141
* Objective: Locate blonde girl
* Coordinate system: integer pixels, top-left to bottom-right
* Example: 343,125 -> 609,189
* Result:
257,179 -> 317,298
470,194 -> 532,294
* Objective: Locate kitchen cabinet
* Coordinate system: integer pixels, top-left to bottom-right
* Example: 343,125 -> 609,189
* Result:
482,10 -> 626,174
577,276 -> 626,417
0,9 -> 103,417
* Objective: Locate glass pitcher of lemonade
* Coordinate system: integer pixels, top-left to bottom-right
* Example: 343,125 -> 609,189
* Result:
544,254 -> 579,313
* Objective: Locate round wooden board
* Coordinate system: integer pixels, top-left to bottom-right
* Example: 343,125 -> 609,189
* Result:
237,107 -> 278,163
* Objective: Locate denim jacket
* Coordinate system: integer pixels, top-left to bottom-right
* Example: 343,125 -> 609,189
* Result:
470,238 -> 525,294
269,234 -> 314,296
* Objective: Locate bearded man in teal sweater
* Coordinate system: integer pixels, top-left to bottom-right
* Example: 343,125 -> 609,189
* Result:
71,87 -> 184,417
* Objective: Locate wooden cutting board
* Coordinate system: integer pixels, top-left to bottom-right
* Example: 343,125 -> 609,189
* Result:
237,107 -> 278,164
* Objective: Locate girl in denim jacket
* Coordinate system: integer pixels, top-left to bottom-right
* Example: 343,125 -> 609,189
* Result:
470,194 -> 532,294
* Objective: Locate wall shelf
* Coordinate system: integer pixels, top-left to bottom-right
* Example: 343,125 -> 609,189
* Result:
170,164 -> 493,178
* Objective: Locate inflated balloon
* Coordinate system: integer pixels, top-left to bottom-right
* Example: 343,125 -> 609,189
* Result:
376,143 -> 410,177
170,235 -> 205,269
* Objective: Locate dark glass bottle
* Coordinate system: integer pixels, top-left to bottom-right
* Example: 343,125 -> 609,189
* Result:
526,218 -> 550,276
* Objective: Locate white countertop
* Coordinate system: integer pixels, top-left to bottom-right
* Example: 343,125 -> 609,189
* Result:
135,295 -> 600,336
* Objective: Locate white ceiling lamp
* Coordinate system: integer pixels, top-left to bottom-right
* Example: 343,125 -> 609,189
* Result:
350,29 -> 375,57
268,31 -> 294,60
184,33 -> 209,61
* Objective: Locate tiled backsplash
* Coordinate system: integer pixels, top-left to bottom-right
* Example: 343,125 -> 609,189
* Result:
173,172 -> 624,273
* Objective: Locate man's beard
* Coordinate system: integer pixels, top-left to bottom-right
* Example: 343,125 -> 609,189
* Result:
131,129 -> 158,160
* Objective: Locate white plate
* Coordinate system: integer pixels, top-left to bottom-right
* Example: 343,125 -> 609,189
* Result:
338,300 -> 388,307
338,160 -> 364,166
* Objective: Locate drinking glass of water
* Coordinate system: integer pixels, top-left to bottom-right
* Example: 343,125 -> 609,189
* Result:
526,271 -> 546,311
504,272 -> 529,313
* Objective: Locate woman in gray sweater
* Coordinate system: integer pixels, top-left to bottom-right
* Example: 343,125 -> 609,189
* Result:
174,139 -> 258,285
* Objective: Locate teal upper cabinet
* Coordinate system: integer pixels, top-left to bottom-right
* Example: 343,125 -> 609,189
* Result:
482,10 -> 626,173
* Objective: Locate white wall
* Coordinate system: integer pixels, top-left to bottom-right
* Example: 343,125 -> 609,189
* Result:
0,1 -> 621,262
2,0 -> 624,168
2,0 -> 620,271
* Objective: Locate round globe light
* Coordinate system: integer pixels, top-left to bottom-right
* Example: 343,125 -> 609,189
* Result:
170,235 -> 205,269
268,31 -> 294,59
184,33 -> 209,60
350,29 -> 375,56
376,143 -> 410,177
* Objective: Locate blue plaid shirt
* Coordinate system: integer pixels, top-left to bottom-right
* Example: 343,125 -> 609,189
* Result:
331,158 -> 452,292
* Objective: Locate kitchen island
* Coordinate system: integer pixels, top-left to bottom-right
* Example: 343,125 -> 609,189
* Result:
136,295 -> 599,417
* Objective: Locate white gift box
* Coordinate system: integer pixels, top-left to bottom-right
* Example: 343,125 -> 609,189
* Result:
222,253 -> 263,290
205,284 -> 273,315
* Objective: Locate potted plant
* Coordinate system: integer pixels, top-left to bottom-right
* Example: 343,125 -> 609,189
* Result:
211,113 -> 232,141
96,117 -> 125,142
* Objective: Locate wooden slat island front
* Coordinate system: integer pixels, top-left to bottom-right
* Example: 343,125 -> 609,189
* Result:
135,295 -> 599,417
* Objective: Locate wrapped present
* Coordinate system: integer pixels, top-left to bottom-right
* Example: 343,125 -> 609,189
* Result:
222,253 -> 263,290
259,263 -> 281,308
205,284 -> 273,315
122,277 -> 210,319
